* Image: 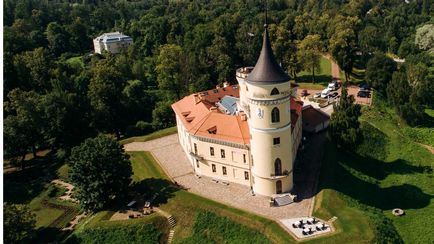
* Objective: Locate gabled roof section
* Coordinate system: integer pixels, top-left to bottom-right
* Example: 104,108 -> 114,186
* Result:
247,27 -> 291,84
171,85 -> 250,145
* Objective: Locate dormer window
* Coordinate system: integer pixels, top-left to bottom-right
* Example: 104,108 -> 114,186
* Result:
271,88 -> 279,95
181,111 -> 191,117
208,126 -> 217,134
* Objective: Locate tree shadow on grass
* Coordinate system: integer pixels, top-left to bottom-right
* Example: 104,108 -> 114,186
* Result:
318,145 -> 433,210
130,178 -> 179,207
4,154 -> 62,204
34,227 -> 69,243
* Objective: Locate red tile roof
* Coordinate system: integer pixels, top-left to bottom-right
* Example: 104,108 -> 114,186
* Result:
172,85 -> 302,145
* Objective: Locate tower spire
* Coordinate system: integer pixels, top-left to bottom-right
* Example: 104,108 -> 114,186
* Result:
264,0 -> 268,28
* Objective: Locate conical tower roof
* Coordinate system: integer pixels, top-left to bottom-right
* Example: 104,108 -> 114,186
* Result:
247,26 -> 291,84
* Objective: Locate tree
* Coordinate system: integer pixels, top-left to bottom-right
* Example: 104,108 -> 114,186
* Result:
415,24 -> 434,55
329,87 -> 362,148
12,47 -> 53,91
4,203 -> 36,243
365,53 -> 397,95
68,135 -> 132,211
4,89 -> 43,159
156,44 -> 185,100
152,100 -> 175,130
46,22 -> 70,56
298,34 -> 322,83
88,58 -> 126,139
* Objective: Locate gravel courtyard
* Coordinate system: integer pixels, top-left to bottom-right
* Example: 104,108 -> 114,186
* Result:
124,134 -> 316,220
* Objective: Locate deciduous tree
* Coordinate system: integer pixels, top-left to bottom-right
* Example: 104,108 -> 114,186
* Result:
365,52 -> 397,95
329,87 -> 362,148
4,203 -> 36,243
68,135 -> 132,211
298,34 -> 322,83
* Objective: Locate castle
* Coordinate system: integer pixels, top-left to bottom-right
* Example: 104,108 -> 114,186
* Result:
172,24 -> 303,197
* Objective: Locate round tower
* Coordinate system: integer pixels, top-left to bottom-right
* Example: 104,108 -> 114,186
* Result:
244,25 -> 293,196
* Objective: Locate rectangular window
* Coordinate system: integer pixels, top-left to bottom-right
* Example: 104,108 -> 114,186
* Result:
221,149 -> 225,158
243,154 -> 246,164
212,164 -> 216,173
194,143 -> 197,154
196,160 -> 199,168
210,147 -> 214,156
244,171 -> 249,180
273,137 -> 280,145
251,155 -> 254,166
222,166 -> 227,175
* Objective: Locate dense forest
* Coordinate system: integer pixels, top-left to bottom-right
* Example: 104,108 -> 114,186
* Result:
3,0 -> 433,162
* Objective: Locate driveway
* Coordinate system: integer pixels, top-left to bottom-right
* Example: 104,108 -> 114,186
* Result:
124,134 -> 319,220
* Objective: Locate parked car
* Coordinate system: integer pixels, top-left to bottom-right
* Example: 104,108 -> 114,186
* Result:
301,89 -> 309,97
328,92 -> 339,98
313,92 -> 321,98
359,83 -> 371,92
357,90 -> 371,98
328,82 -> 339,91
321,88 -> 331,98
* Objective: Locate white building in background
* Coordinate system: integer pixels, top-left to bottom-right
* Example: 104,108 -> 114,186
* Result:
93,32 -> 133,54
172,23 -> 304,199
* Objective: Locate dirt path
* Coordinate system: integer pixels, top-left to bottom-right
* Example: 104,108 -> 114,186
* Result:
323,54 -> 340,81
52,179 -> 79,203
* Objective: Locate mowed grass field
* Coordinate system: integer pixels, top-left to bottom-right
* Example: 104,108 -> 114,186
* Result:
313,102 -> 434,243
296,56 -> 332,89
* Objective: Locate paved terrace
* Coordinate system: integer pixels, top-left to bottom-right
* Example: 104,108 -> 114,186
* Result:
124,134 -> 324,220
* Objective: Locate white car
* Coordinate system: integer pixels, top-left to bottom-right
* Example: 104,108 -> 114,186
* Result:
328,82 -> 339,91
321,88 -> 331,98
313,92 -> 321,98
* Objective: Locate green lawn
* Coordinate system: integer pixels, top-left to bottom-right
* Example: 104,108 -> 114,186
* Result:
66,56 -> 85,69
312,101 -> 434,243
119,126 -> 177,145
129,151 -> 169,182
296,56 -> 332,86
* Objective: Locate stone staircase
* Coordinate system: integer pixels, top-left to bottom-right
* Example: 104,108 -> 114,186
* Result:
167,230 -> 175,244
274,195 -> 294,206
167,215 -> 177,244
168,215 -> 177,228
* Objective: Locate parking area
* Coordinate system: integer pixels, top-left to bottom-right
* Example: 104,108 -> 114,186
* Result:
296,83 -> 372,107
347,85 -> 372,105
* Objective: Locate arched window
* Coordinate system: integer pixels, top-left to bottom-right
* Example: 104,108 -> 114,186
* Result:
271,88 -> 279,95
276,180 -> 282,194
271,107 -> 280,123
274,158 -> 282,176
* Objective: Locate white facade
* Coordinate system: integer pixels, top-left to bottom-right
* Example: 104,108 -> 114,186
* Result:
93,32 -> 133,54
172,26 -> 304,197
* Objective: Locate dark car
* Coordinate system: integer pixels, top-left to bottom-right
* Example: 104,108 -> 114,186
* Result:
328,92 -> 339,98
357,90 -> 371,98
301,89 -> 309,97
359,83 -> 371,92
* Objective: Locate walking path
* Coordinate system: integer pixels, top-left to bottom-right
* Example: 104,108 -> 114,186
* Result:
51,179 -> 79,203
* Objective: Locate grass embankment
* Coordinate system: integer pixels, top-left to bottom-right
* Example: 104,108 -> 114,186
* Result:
69,214 -> 167,244
119,126 -> 177,145
314,102 -> 434,243
296,56 -> 332,90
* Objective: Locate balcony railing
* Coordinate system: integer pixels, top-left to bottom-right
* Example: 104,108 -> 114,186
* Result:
189,152 -> 204,161
270,170 -> 290,179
